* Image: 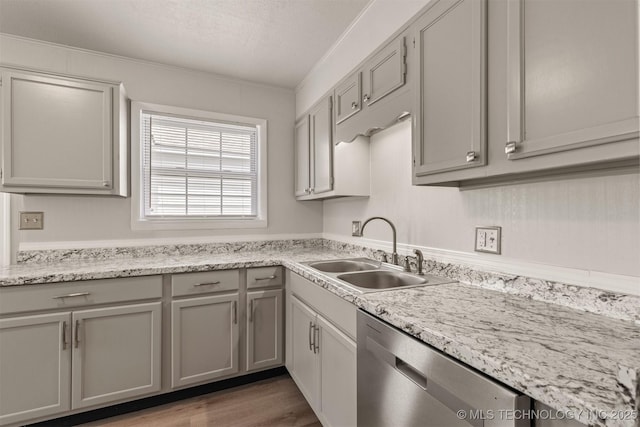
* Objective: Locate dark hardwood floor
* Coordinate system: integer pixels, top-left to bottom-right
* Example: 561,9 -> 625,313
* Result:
80,375 -> 321,427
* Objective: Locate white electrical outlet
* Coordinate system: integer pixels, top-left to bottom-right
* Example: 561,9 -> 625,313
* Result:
475,226 -> 501,254
352,221 -> 362,237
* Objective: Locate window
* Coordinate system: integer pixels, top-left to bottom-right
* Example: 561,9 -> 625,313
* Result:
131,102 -> 267,230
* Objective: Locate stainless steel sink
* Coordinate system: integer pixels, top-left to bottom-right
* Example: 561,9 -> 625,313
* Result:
337,270 -> 427,290
307,258 -> 380,273
304,258 -> 455,293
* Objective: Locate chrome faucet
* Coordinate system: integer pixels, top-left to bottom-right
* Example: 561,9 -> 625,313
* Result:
413,249 -> 424,275
359,217 -> 399,265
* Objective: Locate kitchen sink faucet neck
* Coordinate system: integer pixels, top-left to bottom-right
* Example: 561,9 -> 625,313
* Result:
360,216 -> 398,265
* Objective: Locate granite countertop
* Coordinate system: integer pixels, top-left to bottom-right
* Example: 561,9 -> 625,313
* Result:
1,246 -> 638,427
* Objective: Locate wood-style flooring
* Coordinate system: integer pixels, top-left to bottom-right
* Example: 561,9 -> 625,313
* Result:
80,375 -> 321,427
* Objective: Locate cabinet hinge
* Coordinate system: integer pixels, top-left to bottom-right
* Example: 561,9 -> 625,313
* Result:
0,168 -> 3,179
412,38 -> 415,48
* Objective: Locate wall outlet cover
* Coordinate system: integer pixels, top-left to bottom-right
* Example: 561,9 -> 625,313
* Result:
475,226 -> 501,254
19,212 -> 44,230
352,221 -> 362,237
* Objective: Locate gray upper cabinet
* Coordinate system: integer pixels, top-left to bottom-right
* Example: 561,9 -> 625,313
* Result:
504,0 -> 639,162
334,72 -> 362,125
410,0 -> 638,186
334,34 -> 411,144
362,36 -> 407,108
294,116 -> 311,197
309,95 -> 334,195
0,67 -> 127,196
412,0 -> 487,180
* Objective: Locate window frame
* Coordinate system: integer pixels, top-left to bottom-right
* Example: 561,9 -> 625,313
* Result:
131,101 -> 267,230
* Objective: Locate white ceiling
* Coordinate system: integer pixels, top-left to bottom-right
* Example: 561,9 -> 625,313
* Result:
0,0 -> 370,88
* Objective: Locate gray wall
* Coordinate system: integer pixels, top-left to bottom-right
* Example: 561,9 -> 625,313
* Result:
323,121 -> 640,278
1,34 -> 324,253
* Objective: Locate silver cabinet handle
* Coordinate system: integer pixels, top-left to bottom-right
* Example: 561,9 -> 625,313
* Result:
232,300 -> 237,325
194,281 -> 221,287
74,319 -> 80,348
249,300 -> 254,322
351,101 -> 358,110
505,141 -> 517,154
62,321 -> 68,350
363,94 -> 370,103
53,292 -> 90,299
313,325 -> 320,354
255,275 -> 276,281
466,151 -> 476,162
308,321 -> 314,351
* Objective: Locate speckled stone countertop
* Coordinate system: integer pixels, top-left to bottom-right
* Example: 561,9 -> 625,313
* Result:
1,242 -> 639,427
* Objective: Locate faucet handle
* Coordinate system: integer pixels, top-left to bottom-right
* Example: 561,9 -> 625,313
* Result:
413,249 -> 424,275
403,256 -> 412,272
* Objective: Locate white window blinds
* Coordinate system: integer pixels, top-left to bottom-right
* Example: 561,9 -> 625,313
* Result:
141,112 -> 258,218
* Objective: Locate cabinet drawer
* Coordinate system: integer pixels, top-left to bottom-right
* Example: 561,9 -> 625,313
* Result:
0,276 -> 162,316
171,270 -> 239,297
247,266 -> 283,289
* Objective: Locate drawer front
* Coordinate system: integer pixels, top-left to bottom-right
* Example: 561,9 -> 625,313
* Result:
0,276 -> 162,316
172,270 -> 239,297
247,266 -> 283,289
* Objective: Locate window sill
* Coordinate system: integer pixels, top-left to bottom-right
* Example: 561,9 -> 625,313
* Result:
131,218 -> 268,231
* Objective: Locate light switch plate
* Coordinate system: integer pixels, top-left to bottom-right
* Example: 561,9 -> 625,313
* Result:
19,212 -> 44,230
475,226 -> 501,254
352,221 -> 362,237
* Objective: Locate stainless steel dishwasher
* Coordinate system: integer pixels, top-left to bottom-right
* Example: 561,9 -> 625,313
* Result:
358,310 -> 531,427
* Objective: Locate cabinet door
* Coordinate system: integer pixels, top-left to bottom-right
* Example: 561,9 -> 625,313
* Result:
71,302 -> 161,409
413,0 -> 487,177
309,95 -> 333,195
334,72 -> 362,125
0,313 -> 71,425
363,37 -> 406,107
294,116 -> 311,197
288,296 -> 320,409
246,289 -> 283,371
317,315 -> 357,427
171,294 -> 239,388
1,69 -> 114,191
505,0 -> 639,160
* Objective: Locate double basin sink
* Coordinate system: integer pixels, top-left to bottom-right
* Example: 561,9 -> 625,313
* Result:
304,258 -> 455,293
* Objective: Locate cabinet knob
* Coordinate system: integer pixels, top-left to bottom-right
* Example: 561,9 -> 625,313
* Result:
505,141 -> 517,155
363,94 -> 370,103
466,151 -> 476,163
351,101 -> 358,110
102,181 -> 111,188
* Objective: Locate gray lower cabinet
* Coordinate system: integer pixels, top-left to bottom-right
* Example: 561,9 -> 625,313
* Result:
0,67 -> 128,196
286,272 -> 357,427
0,313 -> 71,426
71,303 -> 162,409
246,289 -> 283,372
412,0 -> 487,179
170,294 -> 240,388
0,301 -> 161,426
